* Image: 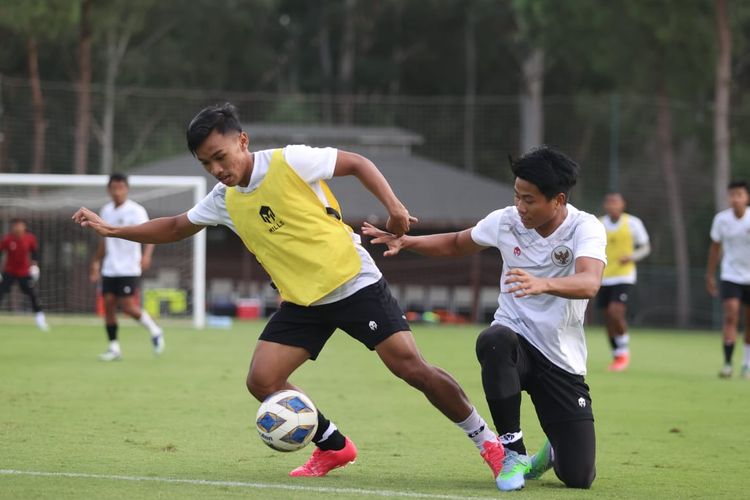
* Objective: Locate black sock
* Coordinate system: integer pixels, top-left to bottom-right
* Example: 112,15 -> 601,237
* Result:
724,342 -> 735,365
312,410 -> 346,451
608,336 -> 617,352
106,323 -> 118,342
487,394 -> 526,455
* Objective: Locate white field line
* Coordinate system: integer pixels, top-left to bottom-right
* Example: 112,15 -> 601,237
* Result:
0,469 -> 496,499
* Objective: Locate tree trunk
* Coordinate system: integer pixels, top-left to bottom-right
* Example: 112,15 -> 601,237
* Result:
337,0 -> 357,123
74,0 -> 92,175
519,47 -> 544,154
100,28 -> 131,174
656,88 -> 691,328
27,37 -> 45,174
714,0 -> 731,211
463,5 -> 477,173
318,1 -> 334,123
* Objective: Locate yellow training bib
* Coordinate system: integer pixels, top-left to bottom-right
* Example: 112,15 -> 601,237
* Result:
603,213 -> 636,279
225,149 -> 361,305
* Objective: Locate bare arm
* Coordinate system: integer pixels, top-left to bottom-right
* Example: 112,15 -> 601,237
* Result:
361,223 -> 485,257
73,208 -> 204,244
141,244 -> 155,271
90,238 -> 105,282
505,257 -> 605,300
334,151 -> 417,236
706,241 -> 722,296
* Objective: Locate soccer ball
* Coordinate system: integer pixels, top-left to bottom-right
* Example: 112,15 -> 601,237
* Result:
255,390 -> 318,452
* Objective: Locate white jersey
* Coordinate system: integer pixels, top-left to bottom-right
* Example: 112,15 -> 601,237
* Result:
471,205 -> 607,375
599,213 -> 650,286
100,199 -> 150,277
710,208 -> 750,285
187,145 -> 382,305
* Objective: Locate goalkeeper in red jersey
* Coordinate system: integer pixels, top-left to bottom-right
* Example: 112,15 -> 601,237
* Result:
0,218 -> 49,331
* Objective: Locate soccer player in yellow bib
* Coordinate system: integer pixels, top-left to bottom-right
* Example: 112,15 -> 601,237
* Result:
596,193 -> 650,372
72,103 -> 506,483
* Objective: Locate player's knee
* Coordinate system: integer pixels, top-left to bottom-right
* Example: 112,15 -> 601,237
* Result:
475,325 -> 518,362
558,463 -> 595,489
245,372 -> 283,402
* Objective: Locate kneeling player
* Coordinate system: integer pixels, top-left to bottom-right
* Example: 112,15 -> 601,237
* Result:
364,147 -> 606,491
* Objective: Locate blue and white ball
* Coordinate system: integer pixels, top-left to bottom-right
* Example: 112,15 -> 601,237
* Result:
256,390 -> 318,452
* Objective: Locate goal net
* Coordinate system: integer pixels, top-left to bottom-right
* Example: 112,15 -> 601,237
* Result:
0,174 -> 206,328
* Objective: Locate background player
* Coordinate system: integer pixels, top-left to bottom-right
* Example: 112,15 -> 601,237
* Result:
706,180 -> 750,379
364,146 -> 606,491
0,218 -> 49,331
90,173 -> 164,361
73,103 -> 505,484
597,192 -> 651,372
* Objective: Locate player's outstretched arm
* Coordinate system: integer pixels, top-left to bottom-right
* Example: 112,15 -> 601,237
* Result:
505,257 -> 604,300
362,222 -> 485,258
334,151 -> 417,236
72,208 -> 203,244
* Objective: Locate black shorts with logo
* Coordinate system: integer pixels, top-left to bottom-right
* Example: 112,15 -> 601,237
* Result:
720,280 -> 750,305
516,334 -> 594,428
595,284 -> 634,309
101,276 -> 140,297
259,278 -> 410,360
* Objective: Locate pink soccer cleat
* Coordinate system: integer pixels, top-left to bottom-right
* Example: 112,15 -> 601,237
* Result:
480,438 -> 506,479
289,437 -> 358,477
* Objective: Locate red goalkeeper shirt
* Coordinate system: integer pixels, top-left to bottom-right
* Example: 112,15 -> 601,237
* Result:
0,232 -> 38,277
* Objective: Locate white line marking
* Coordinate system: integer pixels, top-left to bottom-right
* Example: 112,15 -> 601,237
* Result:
0,469 -> 496,499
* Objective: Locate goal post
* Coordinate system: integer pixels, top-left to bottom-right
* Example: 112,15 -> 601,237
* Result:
0,173 -> 206,329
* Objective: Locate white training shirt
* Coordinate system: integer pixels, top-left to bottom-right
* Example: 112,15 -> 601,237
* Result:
100,199 -> 150,277
599,213 -> 650,286
710,208 -> 750,285
471,204 -> 607,375
187,145 -> 382,305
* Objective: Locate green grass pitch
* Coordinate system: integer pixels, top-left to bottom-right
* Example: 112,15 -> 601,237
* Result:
1,317 -> 748,499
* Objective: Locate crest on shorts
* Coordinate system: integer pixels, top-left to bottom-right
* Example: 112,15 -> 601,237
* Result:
551,245 -> 572,267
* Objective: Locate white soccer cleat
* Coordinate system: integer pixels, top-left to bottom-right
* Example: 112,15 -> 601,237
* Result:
98,350 -> 122,362
152,334 -> 165,355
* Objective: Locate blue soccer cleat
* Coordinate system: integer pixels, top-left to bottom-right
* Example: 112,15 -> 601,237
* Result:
525,439 -> 554,480
496,449 -> 530,491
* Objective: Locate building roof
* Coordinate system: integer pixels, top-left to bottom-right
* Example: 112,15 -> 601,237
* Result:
129,123 -> 513,226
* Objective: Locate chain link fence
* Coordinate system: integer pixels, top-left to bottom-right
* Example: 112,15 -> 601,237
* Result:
3,76 -> 749,328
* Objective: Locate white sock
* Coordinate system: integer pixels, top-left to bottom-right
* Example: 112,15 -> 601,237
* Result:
456,407 -> 497,449
614,333 -> 630,356
139,311 -> 162,336
108,340 -> 121,353
499,430 -> 523,446
744,344 -> 750,368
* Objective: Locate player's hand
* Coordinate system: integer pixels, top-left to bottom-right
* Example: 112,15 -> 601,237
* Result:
706,274 -> 718,297
619,255 -> 633,264
72,207 -> 112,237
141,254 -> 152,271
361,222 -> 405,257
29,264 -> 40,282
505,268 -> 547,298
385,205 -> 418,237
89,265 -> 100,283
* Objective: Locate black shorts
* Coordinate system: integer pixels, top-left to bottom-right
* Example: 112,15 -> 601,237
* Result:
595,284 -> 634,308
517,335 -> 594,428
101,276 -> 140,297
720,280 -> 750,305
0,273 -> 35,294
259,278 -> 410,360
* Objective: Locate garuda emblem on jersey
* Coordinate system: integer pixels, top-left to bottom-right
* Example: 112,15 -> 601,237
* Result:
552,245 -> 572,267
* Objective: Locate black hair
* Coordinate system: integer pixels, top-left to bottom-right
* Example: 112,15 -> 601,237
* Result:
511,146 -> 580,201
186,102 -> 243,155
10,217 -> 25,225
108,173 -> 128,186
728,180 -> 749,192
